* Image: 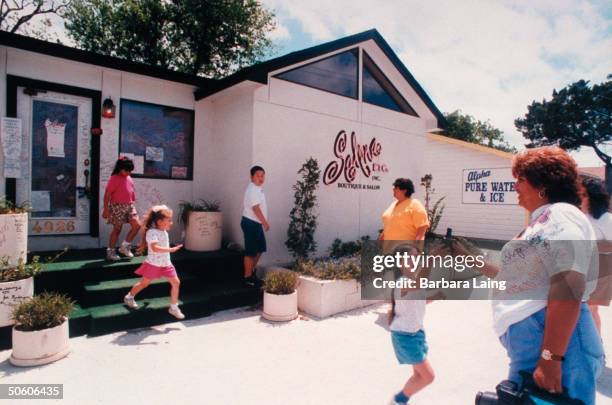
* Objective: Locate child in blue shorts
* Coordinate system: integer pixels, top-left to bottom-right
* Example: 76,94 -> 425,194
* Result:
388,246 -> 435,405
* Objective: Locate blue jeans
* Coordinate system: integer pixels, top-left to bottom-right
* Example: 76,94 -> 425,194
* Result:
499,303 -> 604,405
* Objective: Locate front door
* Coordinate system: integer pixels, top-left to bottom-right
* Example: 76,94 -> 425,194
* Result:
16,88 -> 93,235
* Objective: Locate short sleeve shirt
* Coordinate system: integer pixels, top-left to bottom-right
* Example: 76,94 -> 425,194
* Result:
390,280 -> 427,333
492,203 -> 599,336
589,212 -> 612,241
243,182 -> 267,223
145,228 -> 171,267
382,198 -> 429,241
105,174 -> 136,204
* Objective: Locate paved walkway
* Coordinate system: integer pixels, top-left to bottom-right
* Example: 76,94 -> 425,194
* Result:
0,301 -> 610,404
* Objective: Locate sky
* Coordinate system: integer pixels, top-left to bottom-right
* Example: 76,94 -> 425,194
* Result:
262,0 -> 612,167
20,1 -> 612,167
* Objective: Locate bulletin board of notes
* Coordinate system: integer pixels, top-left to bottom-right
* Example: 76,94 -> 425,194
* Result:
119,99 -> 194,180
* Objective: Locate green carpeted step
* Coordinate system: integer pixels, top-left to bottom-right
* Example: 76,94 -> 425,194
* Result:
35,248 -> 245,287
81,273 -> 200,307
69,303 -> 91,338
84,273 -> 198,292
88,281 -> 261,336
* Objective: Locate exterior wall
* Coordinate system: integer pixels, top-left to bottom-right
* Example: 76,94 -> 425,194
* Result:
250,75 -> 431,265
194,85 -> 255,247
0,46 -> 197,250
424,136 -> 525,240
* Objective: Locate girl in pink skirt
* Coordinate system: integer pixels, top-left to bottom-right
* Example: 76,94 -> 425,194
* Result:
123,205 -> 185,319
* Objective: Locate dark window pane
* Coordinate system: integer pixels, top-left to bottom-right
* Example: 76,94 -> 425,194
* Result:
119,100 -> 194,179
362,52 -> 418,116
363,67 -> 402,112
275,49 -> 358,98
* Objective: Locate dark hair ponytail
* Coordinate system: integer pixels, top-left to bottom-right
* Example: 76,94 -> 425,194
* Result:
112,157 -> 135,175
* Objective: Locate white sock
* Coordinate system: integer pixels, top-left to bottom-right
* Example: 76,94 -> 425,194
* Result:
121,240 -> 130,247
126,293 -> 134,299
170,303 -> 178,309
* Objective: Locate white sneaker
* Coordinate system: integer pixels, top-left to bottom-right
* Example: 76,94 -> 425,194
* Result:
168,306 -> 185,320
118,243 -> 134,258
124,295 -> 138,309
106,248 -> 120,261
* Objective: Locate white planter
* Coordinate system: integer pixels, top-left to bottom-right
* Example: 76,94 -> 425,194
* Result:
0,212 -> 28,266
184,211 -> 223,252
10,318 -> 70,367
262,290 -> 298,322
0,277 -> 34,327
298,275 -> 378,318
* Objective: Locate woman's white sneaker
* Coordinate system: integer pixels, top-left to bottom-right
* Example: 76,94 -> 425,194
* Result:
118,243 -> 134,258
106,248 -> 120,261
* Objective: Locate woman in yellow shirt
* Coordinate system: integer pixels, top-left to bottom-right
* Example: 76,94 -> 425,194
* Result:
380,178 -> 430,243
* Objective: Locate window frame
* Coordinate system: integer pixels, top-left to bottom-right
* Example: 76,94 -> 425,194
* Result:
273,48 -> 360,100
362,51 -> 419,117
118,98 -> 195,181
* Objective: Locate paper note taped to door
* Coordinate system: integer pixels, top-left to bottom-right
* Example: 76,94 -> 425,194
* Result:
45,119 -> 66,158
1,117 -> 23,178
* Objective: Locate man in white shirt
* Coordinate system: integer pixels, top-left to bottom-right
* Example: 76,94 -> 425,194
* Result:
241,166 -> 270,286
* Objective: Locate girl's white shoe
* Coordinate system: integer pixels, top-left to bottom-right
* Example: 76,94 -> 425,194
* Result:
168,306 -> 185,320
123,295 -> 139,309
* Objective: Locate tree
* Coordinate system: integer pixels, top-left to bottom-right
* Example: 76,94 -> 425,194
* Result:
0,0 -> 69,39
515,77 -> 612,192
64,0 -> 276,78
286,158 -> 320,261
443,110 -> 517,153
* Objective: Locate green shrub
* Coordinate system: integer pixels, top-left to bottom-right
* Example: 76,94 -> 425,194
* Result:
178,199 -> 221,225
0,196 -> 30,214
295,256 -> 360,280
0,256 -> 42,283
12,292 -> 74,332
0,249 -> 66,283
286,157 -> 320,260
420,174 -> 446,235
263,270 -> 299,295
328,235 -> 370,258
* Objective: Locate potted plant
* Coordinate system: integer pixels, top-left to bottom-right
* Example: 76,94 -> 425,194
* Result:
294,252 -> 375,318
178,199 -> 222,252
10,292 -> 74,367
0,197 -> 29,266
262,270 -> 299,322
0,256 -> 41,327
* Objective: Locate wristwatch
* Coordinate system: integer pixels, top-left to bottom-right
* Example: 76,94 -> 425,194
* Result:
541,349 -> 565,362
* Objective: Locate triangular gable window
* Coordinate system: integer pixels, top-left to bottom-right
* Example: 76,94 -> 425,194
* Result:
274,49 -> 358,99
362,52 -> 418,116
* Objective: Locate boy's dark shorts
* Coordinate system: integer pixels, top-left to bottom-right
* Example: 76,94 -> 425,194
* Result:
241,216 -> 267,257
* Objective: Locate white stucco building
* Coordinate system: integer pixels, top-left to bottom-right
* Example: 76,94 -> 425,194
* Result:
0,29 -> 524,264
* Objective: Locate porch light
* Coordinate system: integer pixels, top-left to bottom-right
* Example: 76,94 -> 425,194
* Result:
102,97 -> 116,118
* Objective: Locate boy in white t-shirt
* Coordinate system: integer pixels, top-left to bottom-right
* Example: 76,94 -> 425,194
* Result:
241,166 -> 270,286
388,245 -> 435,405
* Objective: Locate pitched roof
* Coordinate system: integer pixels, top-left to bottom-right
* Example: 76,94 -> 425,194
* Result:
0,29 -> 445,129
427,133 -> 515,160
0,30 -> 212,87
194,29 -> 446,129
